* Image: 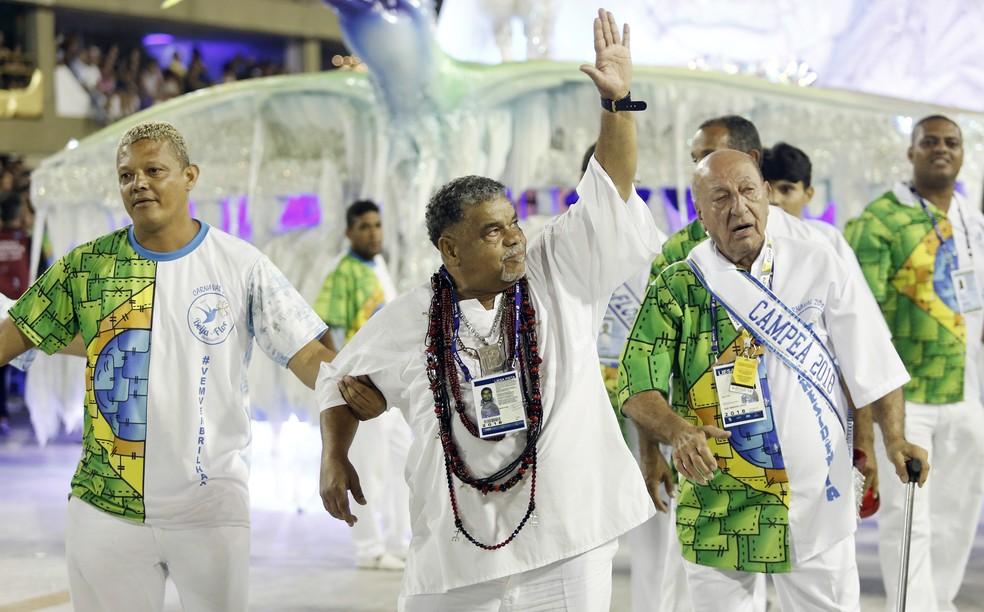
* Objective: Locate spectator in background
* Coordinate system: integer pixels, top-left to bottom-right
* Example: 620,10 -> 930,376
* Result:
139,58 -> 163,105
72,46 -> 102,94
51,34 -> 289,120
222,61 -> 237,83
0,191 -> 32,434
762,142 -> 815,218
125,47 -> 142,81
55,39 -> 95,118
160,69 -> 183,100
106,78 -> 140,122
98,44 -> 119,98
168,50 -> 186,78
186,48 -> 211,91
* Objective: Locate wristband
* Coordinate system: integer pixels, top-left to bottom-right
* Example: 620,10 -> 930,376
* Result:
601,91 -> 647,112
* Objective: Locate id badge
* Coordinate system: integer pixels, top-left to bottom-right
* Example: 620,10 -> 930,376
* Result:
712,363 -> 767,428
472,371 -> 528,438
952,268 -> 983,313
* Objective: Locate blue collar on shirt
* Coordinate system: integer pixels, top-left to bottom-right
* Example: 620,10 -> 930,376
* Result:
128,221 -> 209,262
348,249 -> 376,267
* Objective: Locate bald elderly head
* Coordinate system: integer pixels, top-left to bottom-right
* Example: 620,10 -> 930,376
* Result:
693,150 -> 771,269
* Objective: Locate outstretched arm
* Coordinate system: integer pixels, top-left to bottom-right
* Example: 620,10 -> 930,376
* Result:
580,8 -> 636,201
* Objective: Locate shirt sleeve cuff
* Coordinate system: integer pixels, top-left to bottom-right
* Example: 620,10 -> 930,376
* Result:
316,360 -> 347,412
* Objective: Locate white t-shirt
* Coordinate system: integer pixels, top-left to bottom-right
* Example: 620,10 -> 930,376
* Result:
317,158 -> 660,595
689,234 -> 910,562
11,223 -> 326,528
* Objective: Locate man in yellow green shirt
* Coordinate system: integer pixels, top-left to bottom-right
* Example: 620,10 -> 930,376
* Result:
313,200 -> 410,570
846,115 -> 984,612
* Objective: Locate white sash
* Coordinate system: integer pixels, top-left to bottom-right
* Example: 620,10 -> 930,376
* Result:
686,241 -> 846,435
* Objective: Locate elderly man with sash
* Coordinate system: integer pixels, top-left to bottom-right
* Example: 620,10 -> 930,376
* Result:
316,10 -> 660,611
620,149 -> 928,611
846,114 -> 984,612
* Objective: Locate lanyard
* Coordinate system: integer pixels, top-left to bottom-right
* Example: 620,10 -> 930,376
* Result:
710,241 -> 774,356
445,268 -> 522,382
910,185 -> 973,263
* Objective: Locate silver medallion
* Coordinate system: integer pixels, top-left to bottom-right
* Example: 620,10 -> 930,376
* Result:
477,343 -> 506,374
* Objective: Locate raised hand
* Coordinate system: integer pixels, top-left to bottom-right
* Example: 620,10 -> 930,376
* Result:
579,8 -> 632,101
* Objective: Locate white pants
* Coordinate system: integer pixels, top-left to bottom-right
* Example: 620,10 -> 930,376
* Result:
874,399 -> 984,612
398,539 -> 618,612
629,505 -> 768,612
350,409 -> 412,560
628,506 -> 694,612
684,534 -> 860,612
65,497 -> 250,612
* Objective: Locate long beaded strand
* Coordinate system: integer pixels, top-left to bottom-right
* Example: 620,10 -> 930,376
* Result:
425,269 -> 543,550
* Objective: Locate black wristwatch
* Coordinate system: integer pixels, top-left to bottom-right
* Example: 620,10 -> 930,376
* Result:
601,91 -> 647,112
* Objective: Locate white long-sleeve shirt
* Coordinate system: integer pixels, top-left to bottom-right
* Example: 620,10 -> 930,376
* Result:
317,157 -> 663,595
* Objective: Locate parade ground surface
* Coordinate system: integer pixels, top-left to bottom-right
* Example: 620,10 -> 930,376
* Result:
1,418 -> 982,612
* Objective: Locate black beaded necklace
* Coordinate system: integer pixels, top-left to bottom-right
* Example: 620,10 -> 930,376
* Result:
425,267 -> 544,550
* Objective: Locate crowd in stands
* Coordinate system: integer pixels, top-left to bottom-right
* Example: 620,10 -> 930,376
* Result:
0,31 -> 34,90
0,156 -> 31,217
55,34 -> 287,122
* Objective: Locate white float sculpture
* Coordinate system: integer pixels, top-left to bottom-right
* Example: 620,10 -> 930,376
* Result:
24,0 -> 984,446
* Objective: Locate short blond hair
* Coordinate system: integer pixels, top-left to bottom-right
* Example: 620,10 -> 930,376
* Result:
117,121 -> 191,167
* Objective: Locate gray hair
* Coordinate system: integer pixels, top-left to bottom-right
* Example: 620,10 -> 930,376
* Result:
117,121 -> 191,167
425,175 -> 507,246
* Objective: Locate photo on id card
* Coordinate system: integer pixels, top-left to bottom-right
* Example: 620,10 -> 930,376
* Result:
472,371 -> 528,438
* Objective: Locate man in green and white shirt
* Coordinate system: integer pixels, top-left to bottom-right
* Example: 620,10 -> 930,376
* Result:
621,149 -> 925,611
846,114 -> 984,612
314,200 -> 410,570
0,122 -> 382,612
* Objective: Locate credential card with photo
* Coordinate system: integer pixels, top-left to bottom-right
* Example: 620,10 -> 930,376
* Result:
472,371 -> 527,438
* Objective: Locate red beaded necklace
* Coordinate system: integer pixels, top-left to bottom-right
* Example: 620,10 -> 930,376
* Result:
425,267 -> 544,550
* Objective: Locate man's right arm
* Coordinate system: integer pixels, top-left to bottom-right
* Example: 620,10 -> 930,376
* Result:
319,406 -> 366,526
314,303 -> 405,523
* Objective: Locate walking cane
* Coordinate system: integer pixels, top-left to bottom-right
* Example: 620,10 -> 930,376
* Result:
895,458 -> 922,612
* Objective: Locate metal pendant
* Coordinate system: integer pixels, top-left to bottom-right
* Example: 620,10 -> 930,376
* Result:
477,343 -> 506,375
